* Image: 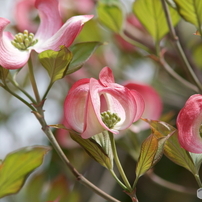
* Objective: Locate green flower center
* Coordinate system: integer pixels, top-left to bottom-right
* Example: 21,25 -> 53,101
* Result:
11,30 -> 38,51
101,110 -> 121,129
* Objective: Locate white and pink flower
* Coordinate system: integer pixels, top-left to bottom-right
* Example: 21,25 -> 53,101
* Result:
64,67 -> 145,139
0,0 -> 93,69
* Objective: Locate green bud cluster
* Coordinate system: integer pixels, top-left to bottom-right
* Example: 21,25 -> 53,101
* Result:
11,30 -> 38,50
101,110 -> 121,129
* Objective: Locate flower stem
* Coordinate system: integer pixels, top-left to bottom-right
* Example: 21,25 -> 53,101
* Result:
42,82 -> 54,101
146,170 -> 196,194
195,174 -> 202,188
109,132 -> 132,192
0,84 -> 36,111
109,169 -> 128,190
132,177 -> 139,189
161,0 -> 202,93
8,76 -> 36,103
33,108 -> 121,202
159,56 -> 199,92
28,57 -> 41,103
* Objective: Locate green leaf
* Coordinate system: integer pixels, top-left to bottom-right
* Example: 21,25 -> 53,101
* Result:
24,172 -> 45,202
135,134 -> 158,178
66,42 -> 102,75
0,146 -> 50,198
39,46 -> 73,83
96,0 -> 124,33
76,20 -> 103,42
145,120 -> 197,175
152,133 -> 172,166
173,0 -> 202,31
189,153 -> 202,173
92,131 -> 114,168
24,173 -> 79,202
70,132 -> 113,169
133,0 -> 180,42
45,175 -> 79,202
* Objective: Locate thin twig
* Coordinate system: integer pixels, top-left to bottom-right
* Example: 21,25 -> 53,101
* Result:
33,108 -> 121,202
8,77 -> 36,104
158,56 -> 199,92
147,170 -> 196,195
1,84 -> 36,111
161,0 -> 202,93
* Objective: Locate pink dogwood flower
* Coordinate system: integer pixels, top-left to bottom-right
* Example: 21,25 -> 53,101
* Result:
124,82 -> 162,133
0,0 -> 93,69
177,94 -> 202,153
64,67 -> 145,139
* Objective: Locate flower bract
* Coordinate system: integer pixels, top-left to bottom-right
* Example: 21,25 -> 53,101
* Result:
0,0 -> 93,69
64,67 -> 145,139
177,94 -> 202,153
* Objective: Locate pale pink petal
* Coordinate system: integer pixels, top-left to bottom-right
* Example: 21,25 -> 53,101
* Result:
64,79 -> 104,139
35,0 -> 63,40
129,89 -> 145,121
64,67 -> 145,139
89,78 -> 144,134
81,93 -> 106,139
68,77 -> 90,92
34,15 -> 93,52
64,79 -> 90,133
0,18 -> 30,69
99,67 -> 144,125
177,94 -> 202,153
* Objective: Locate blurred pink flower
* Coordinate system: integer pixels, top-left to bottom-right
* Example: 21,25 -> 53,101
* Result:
177,94 -> 202,153
114,14 -> 148,52
0,0 -> 93,69
60,0 -> 94,15
127,14 -> 145,31
15,0 -> 37,33
14,0 -> 94,33
72,0 -> 94,14
64,67 -> 145,139
124,82 -> 162,133
114,34 -> 135,52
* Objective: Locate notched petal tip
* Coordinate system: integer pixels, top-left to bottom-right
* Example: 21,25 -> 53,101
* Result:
80,15 -> 94,24
99,67 -> 115,85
